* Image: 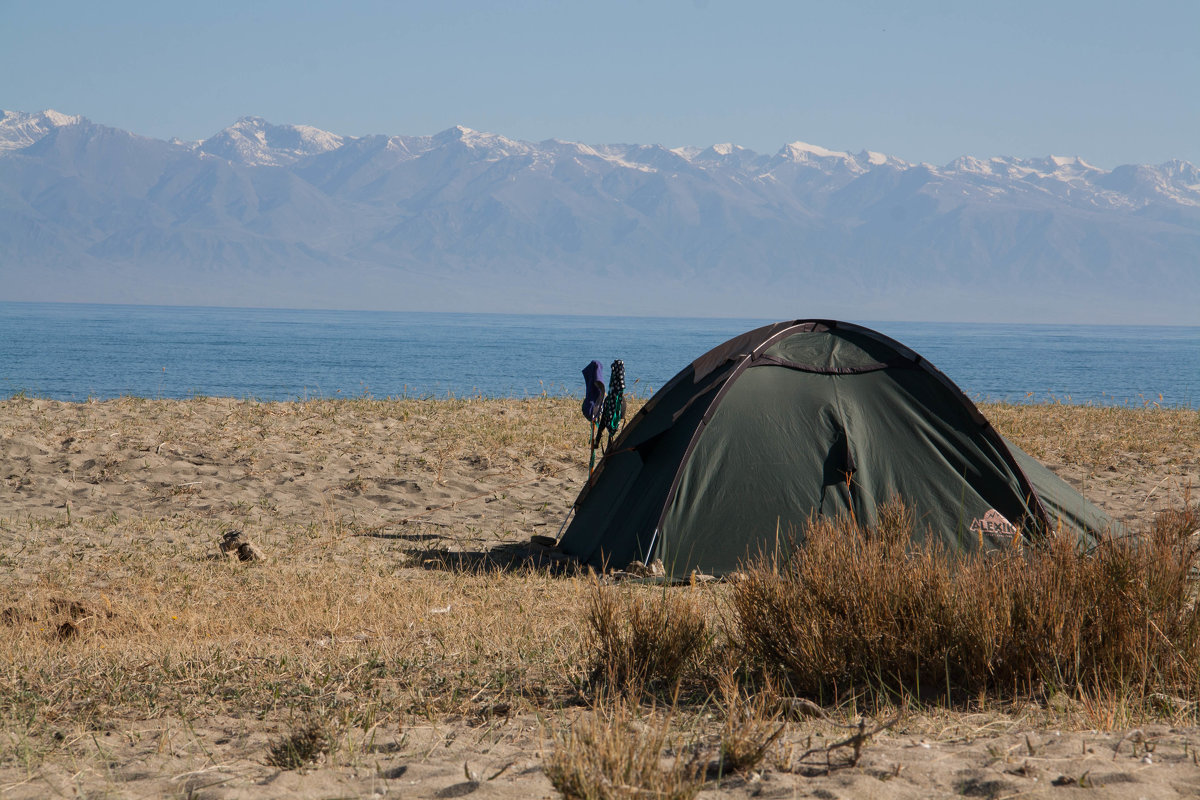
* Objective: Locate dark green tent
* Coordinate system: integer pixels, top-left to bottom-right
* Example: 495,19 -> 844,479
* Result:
559,320 -> 1121,578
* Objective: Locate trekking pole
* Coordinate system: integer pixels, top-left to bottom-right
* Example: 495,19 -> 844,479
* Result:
588,420 -> 598,475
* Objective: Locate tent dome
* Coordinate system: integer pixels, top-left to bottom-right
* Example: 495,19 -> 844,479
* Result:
559,319 -> 1120,578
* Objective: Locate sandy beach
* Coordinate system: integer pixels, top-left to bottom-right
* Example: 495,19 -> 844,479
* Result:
2,395 -> 1199,799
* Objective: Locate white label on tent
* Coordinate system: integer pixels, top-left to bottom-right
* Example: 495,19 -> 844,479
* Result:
970,508 -> 1020,547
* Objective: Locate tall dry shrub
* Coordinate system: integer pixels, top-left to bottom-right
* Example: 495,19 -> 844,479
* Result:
732,501 -> 959,699
731,500 -> 1200,704
587,582 -> 711,697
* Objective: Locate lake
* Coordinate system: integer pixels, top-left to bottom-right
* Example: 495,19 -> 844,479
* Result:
1,303 -> 1196,407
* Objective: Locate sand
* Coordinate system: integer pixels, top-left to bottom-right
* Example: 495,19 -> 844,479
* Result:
2,395 -> 1199,799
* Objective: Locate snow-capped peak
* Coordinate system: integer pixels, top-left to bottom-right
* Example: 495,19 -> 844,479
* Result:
434,124 -> 475,142
1099,160 -> 1200,207
779,140 -> 851,160
775,141 -> 866,173
456,127 -> 503,149
198,116 -> 347,166
1026,155 -> 1102,177
1047,155 -> 1093,169
431,125 -> 534,159
542,138 -> 603,159
853,149 -> 908,169
945,155 -> 1001,176
40,109 -> 82,127
945,154 -> 1101,182
0,109 -> 85,152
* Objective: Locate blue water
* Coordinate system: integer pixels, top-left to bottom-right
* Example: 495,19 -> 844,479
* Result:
1,302 -> 1197,407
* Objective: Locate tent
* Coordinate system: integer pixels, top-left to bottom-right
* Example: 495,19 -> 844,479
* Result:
558,319 -> 1121,578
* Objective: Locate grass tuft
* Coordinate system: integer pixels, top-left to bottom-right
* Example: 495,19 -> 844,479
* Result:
266,713 -> 335,770
586,581 -> 712,698
545,698 -> 705,800
716,670 -> 786,775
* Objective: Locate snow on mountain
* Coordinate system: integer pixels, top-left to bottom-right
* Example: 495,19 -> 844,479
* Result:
3,109 -> 1199,322
856,150 -> 896,167
936,153 -> 1200,211
0,109 -> 84,151
691,143 -> 772,172
198,116 -> 347,166
1098,160 -> 1200,208
776,140 -> 864,171
432,125 -> 535,159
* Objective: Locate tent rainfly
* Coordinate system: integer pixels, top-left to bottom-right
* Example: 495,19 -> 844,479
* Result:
558,320 -> 1121,578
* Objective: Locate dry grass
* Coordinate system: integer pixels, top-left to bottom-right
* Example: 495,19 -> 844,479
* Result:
730,499 -> 1200,708
985,401 -> 1200,471
266,713 -> 335,770
586,582 -> 715,698
715,671 -> 786,775
1,396 -> 1198,793
544,698 -> 705,800
0,528 -> 591,769
0,395 -> 612,775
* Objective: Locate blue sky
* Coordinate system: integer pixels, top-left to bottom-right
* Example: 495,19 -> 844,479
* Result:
4,0 -> 1197,167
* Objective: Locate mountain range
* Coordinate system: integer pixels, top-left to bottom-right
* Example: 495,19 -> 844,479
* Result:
3,109 -> 1198,322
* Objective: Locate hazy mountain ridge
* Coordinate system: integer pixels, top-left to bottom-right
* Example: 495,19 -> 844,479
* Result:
2,110 -> 1197,321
